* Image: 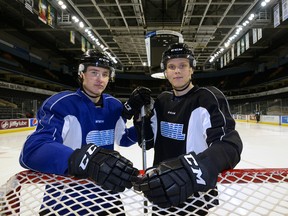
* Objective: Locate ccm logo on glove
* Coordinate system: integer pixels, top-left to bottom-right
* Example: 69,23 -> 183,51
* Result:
183,153 -> 206,185
124,102 -> 132,111
69,144 -> 139,192
79,145 -> 97,170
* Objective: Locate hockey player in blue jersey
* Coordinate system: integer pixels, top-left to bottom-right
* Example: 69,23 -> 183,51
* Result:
19,49 -> 151,215
131,43 -> 243,215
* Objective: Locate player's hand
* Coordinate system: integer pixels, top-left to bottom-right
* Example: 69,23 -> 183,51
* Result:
133,116 -> 154,150
122,86 -> 152,119
133,152 -> 214,208
68,144 -> 139,192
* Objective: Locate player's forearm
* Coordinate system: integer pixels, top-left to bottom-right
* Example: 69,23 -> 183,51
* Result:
200,130 -> 243,173
119,126 -> 138,147
20,139 -> 73,175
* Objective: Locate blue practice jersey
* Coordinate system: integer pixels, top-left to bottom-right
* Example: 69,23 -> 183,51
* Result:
19,88 -> 137,175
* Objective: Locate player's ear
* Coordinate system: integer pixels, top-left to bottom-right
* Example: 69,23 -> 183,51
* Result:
190,67 -> 194,81
190,67 -> 193,75
79,72 -> 84,78
78,72 -> 85,83
164,70 -> 167,79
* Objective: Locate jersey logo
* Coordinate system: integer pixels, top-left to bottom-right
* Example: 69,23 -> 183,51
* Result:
184,154 -> 206,185
160,121 -> 186,140
167,111 -> 176,115
79,145 -> 97,170
86,129 -> 114,146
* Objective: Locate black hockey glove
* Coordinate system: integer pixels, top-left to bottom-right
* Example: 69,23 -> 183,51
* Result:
122,86 -> 152,120
133,152 -> 217,208
68,144 -> 139,192
133,116 -> 154,150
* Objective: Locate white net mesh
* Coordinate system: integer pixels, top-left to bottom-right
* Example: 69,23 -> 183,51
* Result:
0,169 -> 287,215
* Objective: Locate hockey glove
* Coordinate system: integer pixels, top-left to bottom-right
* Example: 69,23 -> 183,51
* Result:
133,116 -> 154,150
68,144 -> 139,192
133,152 -> 216,208
122,86 -> 152,119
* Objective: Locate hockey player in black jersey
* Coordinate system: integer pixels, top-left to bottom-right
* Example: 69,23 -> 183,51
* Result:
130,43 -> 243,215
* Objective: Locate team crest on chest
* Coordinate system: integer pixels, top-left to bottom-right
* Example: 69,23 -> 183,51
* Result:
160,121 -> 186,140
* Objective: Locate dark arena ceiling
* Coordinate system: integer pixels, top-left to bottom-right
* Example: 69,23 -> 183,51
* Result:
0,0 -> 288,98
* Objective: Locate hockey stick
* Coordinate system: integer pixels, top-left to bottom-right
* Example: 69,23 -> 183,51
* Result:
140,105 -> 147,171
140,105 -> 148,214
140,98 -> 154,170
140,98 -> 154,214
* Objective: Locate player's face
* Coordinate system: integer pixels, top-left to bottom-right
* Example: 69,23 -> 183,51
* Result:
81,66 -> 110,97
165,58 -> 193,90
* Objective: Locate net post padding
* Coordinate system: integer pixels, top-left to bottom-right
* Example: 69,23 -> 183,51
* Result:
0,169 -> 287,216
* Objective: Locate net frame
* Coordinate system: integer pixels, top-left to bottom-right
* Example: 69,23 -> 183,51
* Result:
0,168 -> 287,215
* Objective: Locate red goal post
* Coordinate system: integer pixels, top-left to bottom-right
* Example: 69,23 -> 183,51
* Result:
0,168 -> 287,215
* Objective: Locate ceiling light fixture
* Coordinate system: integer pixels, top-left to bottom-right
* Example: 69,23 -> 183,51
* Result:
56,0 -> 117,65
209,0 -> 271,64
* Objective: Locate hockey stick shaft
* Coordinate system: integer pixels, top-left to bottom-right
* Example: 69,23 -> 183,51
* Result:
140,106 -> 147,170
140,105 -> 148,214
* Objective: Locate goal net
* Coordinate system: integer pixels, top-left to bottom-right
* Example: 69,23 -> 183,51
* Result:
0,168 -> 287,215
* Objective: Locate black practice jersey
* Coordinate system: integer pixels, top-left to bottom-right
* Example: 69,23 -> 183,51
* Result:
148,85 -> 242,173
